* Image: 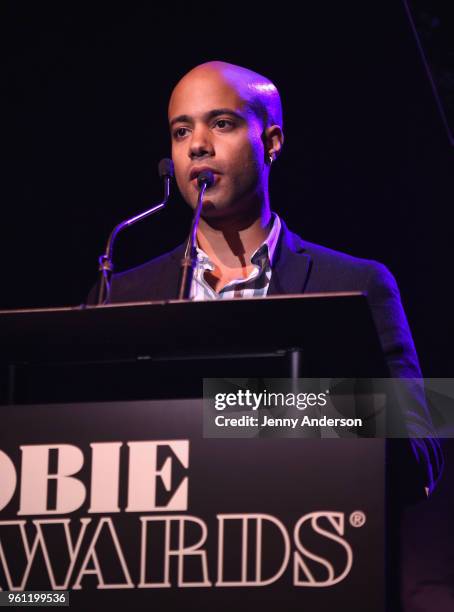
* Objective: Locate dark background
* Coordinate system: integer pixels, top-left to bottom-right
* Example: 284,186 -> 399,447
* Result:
2,1 -> 453,376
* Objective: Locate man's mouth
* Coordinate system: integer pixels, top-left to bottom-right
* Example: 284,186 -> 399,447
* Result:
189,166 -> 220,182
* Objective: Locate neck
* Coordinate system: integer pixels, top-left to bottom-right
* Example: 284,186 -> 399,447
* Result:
197,201 -> 272,269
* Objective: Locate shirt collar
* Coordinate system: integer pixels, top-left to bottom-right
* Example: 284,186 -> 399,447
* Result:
195,212 -> 282,269
251,212 -> 281,267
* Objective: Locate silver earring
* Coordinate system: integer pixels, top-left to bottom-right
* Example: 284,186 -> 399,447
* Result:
268,153 -> 274,164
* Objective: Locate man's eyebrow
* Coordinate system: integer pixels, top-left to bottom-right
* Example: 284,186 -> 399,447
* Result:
205,108 -> 246,121
169,114 -> 192,128
169,108 -> 246,128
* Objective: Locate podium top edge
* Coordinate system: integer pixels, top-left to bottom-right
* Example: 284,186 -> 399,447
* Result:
0,291 -> 365,316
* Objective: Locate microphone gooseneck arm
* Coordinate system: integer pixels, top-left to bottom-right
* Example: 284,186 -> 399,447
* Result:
177,171 -> 214,300
96,158 -> 174,305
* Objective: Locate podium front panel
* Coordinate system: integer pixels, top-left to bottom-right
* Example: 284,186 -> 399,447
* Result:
0,398 -> 385,611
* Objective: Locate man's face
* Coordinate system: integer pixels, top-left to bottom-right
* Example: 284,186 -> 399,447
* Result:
168,69 -> 266,219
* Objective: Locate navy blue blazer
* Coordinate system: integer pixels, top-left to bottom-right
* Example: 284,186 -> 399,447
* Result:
98,219 -> 442,497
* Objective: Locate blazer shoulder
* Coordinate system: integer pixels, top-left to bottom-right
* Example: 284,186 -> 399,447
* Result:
295,233 -> 390,282
299,236 -> 377,269
103,242 -> 185,303
113,242 -> 184,283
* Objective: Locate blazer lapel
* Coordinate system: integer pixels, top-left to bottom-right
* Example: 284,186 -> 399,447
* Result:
268,221 -> 312,296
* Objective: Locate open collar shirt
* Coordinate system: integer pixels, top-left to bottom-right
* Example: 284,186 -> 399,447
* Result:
190,213 -> 282,301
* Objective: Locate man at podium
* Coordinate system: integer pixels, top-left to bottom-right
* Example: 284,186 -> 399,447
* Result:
92,60 -> 442,498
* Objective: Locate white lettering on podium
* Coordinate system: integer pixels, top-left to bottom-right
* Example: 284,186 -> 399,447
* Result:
139,516 -> 211,588
88,443 -> 122,513
0,510 -> 362,591
293,511 -> 353,586
0,519 -> 90,591
72,517 -> 134,590
126,441 -> 189,512
18,445 -> 85,516
216,514 -> 290,586
0,440 -> 190,515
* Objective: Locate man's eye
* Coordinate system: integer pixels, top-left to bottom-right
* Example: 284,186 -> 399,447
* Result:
174,127 -> 189,139
214,119 -> 234,130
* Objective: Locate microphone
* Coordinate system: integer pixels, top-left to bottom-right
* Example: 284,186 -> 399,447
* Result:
159,158 -> 175,179
197,170 -> 215,190
177,170 -> 214,300
96,158 -> 174,305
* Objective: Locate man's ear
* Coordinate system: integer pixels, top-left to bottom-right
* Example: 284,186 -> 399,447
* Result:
264,125 -> 284,162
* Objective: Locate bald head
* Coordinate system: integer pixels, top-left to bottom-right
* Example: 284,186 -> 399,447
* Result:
169,61 -> 283,131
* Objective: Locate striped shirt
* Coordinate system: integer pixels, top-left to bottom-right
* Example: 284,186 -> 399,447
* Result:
191,213 -> 282,301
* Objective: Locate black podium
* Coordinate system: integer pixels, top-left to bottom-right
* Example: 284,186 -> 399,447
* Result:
0,294 -> 391,611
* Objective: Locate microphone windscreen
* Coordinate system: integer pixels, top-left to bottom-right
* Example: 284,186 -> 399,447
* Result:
197,170 -> 215,189
158,158 -> 174,178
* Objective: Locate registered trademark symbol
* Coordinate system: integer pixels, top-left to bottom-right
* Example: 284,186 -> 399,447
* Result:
349,511 -> 366,527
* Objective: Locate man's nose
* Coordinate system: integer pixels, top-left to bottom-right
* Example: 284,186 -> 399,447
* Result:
188,125 -> 214,159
